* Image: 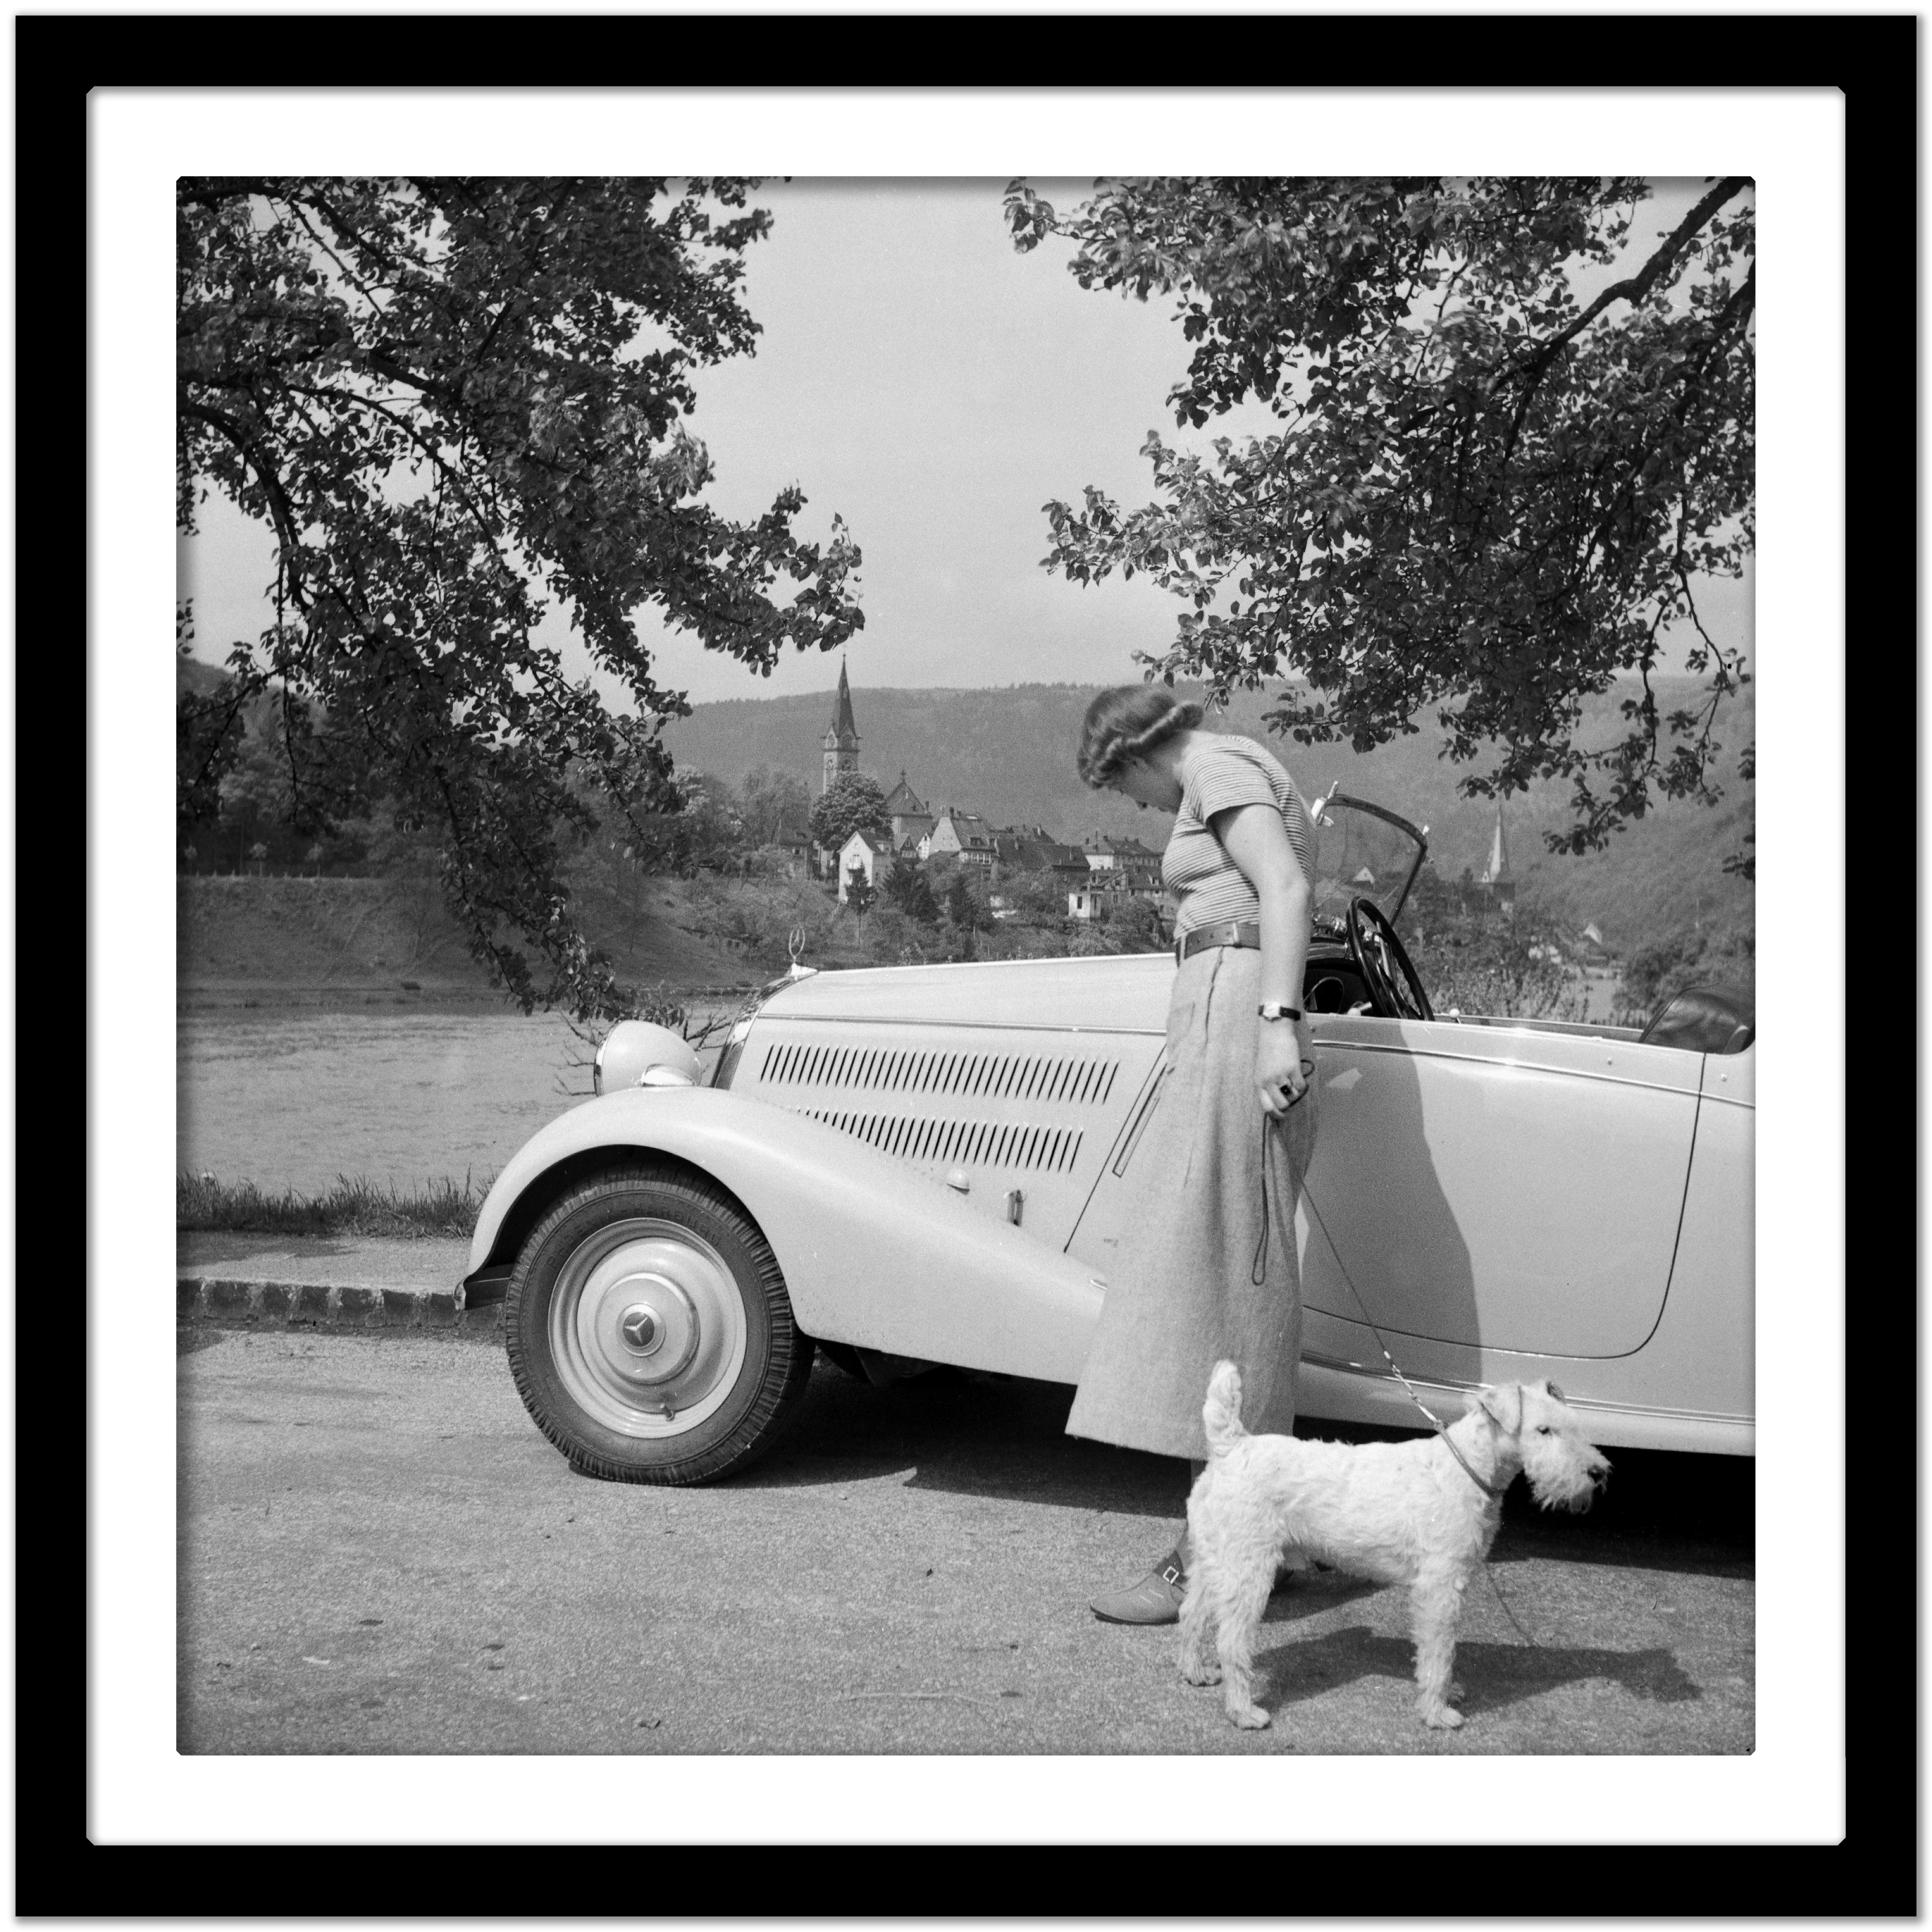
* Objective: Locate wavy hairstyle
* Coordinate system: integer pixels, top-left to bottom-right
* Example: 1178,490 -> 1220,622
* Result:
1076,686 -> 1205,789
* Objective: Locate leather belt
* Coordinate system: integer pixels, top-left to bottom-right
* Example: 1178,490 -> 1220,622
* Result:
1175,919 -> 1261,964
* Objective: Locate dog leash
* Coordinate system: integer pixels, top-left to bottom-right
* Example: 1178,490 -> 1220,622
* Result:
1250,1110 -> 1539,1647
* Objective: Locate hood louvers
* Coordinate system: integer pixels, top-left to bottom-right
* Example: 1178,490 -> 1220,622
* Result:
755,1043 -> 1122,1177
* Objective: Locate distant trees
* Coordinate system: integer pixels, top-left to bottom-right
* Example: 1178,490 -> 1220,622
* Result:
738,763 -> 811,848
216,731 -> 295,872
1407,907 -> 1590,1024
178,176 -> 862,1016
1612,928 -> 1754,1025
809,772 -> 892,854
619,775 -> 743,880
1007,176 -> 1754,854
991,864 -> 1068,921
945,872 -> 987,932
843,858 -> 876,918
1103,894 -> 1169,954
882,861 -> 940,924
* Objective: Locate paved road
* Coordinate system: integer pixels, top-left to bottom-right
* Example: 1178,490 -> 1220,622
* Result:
178,1329 -> 1753,1756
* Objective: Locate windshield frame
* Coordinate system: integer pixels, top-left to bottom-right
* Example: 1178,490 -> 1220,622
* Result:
1309,792 -> 1429,929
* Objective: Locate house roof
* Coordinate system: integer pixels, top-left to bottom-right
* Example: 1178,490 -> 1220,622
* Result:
1085,834 -> 1160,859
937,808 -> 996,849
882,770 -> 925,815
998,832 -> 1089,870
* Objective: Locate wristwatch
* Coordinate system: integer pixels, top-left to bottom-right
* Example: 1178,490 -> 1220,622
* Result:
1256,1003 -> 1303,1022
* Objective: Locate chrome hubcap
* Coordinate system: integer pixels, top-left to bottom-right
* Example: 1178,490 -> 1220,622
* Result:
548,1219 -> 748,1438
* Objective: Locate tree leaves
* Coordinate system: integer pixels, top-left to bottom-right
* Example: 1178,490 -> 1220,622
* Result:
178,177 -> 864,1016
808,772 -> 892,855
1008,176 -> 1754,854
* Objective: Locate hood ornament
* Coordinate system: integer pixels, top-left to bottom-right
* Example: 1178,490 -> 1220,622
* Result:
787,925 -> 813,979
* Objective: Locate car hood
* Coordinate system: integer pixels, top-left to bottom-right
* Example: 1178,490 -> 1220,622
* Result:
758,951 -> 1176,1033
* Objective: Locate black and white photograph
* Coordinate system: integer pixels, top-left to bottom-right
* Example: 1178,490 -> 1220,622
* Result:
79,70 -> 1855,1855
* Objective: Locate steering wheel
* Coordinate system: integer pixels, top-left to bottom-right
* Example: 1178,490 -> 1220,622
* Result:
1346,896 -> 1434,1022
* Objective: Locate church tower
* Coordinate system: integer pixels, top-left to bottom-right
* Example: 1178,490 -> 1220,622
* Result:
821,658 -> 861,795
1479,795 -> 1516,912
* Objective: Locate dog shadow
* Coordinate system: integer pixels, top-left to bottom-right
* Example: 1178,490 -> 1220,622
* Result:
1260,1572 -> 1382,1623
1254,1621 -> 1703,1719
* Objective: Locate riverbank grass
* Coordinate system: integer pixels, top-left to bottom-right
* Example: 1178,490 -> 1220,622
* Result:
179,1172 -> 485,1238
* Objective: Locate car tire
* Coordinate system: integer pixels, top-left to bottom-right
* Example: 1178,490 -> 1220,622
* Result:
504,1165 -> 814,1486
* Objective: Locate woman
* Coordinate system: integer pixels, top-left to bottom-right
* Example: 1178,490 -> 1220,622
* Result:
1068,686 -> 1320,1623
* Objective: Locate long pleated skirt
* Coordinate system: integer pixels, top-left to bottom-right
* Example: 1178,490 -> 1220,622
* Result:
1064,944 -> 1317,1462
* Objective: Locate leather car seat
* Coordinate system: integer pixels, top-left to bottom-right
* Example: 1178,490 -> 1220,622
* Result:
1636,983 -> 1755,1055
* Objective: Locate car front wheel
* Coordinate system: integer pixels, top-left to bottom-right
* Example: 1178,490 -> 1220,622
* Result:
505,1165 -> 813,1485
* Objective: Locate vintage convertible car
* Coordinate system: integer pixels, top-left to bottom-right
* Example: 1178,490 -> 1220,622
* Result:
466,795 -> 1754,1486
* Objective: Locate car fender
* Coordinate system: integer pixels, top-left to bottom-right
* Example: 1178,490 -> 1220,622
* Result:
468,1086 -> 1105,1383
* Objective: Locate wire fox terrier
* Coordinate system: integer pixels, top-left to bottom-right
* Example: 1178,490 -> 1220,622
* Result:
1178,1360 -> 1610,1731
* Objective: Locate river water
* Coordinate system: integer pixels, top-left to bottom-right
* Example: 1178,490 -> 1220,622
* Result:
177,1011 -> 599,1196
179,974 -> 1622,1197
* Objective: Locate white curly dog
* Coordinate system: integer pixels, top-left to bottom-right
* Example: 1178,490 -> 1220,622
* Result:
1178,1360 -> 1610,1731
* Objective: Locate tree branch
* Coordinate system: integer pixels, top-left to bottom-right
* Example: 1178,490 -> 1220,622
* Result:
178,400 -> 312,611
1512,177 -> 1751,378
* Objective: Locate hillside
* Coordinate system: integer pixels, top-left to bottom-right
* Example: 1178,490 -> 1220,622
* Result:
178,876 -> 758,1009
178,654 -> 1753,965
177,654 -> 231,699
663,677 -> 1756,953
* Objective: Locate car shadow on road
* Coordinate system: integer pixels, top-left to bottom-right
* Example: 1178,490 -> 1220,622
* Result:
1251,1621 -> 1708,1726
745,1362 -> 1189,1521
753,1364 -> 1756,1578
1489,1447 -> 1754,1580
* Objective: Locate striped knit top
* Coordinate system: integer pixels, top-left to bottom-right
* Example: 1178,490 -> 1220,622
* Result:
1163,735 -> 1317,938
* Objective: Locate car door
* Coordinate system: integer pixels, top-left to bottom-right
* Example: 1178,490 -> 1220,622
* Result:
1298,1016 -> 1703,1359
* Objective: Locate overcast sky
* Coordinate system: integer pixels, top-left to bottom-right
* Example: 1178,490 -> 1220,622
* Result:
178,177 -> 1752,710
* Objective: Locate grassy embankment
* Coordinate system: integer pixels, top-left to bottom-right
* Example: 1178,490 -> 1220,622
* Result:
177,1171 -> 485,1238
177,874 -> 766,1232
178,871 -> 766,1010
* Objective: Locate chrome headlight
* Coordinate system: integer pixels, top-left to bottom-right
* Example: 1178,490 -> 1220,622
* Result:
594,1021 -> 701,1096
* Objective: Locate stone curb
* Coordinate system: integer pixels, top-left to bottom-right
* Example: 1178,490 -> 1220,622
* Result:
177,1277 -> 503,1341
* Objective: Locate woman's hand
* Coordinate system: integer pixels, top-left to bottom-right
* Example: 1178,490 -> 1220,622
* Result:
1255,1018 -> 1313,1119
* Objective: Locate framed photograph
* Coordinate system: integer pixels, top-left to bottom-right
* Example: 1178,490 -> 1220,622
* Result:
55,15 -> 1884,1894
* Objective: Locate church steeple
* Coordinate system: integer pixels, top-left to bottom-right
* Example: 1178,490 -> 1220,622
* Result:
821,657 -> 861,795
1480,795 -> 1516,912
1481,797 -> 1510,884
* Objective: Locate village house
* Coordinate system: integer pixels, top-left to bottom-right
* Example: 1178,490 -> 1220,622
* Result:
926,807 -> 998,869
807,668 -> 1128,909
994,825 -> 1090,876
1068,872 -> 1161,922
836,827 -> 895,904
882,771 -> 934,852
1082,833 -> 1164,896
1079,834 -> 1163,893
771,823 -> 812,877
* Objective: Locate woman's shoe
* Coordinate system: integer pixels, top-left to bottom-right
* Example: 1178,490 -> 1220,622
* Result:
1091,1550 -> 1186,1624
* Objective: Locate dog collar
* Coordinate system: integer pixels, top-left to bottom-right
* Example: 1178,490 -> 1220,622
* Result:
1437,1426 -> 1512,1501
